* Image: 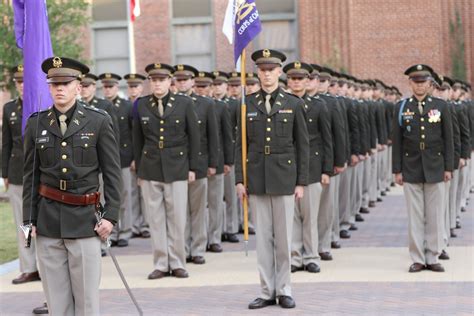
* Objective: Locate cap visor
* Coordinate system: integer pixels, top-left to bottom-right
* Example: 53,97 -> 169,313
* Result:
47,76 -> 77,84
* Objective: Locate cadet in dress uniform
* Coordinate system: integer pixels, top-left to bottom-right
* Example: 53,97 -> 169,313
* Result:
23,57 -> 121,315
124,73 -> 151,239
228,71 -> 242,99
246,72 -> 261,94
235,49 -> 309,309
284,61 -> 333,273
98,73 -> 133,247
2,65 -> 40,284
133,63 -> 200,279
173,64 -> 219,264
212,71 -> 241,243
392,64 -> 453,273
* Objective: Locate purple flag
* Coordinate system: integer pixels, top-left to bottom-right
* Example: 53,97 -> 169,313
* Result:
13,0 -> 54,133
233,0 -> 262,66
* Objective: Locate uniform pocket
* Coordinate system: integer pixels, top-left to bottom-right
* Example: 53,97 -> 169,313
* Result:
36,138 -> 56,168
247,116 -> 260,137
73,136 -> 97,167
276,115 -> 293,137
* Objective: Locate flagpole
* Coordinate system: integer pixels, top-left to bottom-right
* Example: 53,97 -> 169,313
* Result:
240,49 -> 249,256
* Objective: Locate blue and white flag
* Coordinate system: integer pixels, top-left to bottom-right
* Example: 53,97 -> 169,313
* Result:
222,0 -> 262,68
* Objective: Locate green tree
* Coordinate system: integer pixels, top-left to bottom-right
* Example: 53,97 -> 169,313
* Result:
449,9 -> 466,81
0,0 -> 90,93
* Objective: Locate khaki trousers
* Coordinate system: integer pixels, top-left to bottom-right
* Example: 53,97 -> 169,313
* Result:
443,181 -> 451,248
369,153 -> 378,201
130,169 -> 149,234
449,169 -> 459,230
318,179 -> 336,253
460,162 -> 470,209
292,182 -> 322,267
141,180 -> 188,271
223,166 -> 239,234
354,161 -> 364,215
403,182 -> 445,265
250,194 -> 294,299
339,167 -> 354,231
331,174 -> 341,242
36,235 -> 101,316
185,178 -> 208,257
361,157 -> 371,208
110,167 -> 132,241
207,173 -> 224,245
9,184 -> 37,273
457,166 -> 468,216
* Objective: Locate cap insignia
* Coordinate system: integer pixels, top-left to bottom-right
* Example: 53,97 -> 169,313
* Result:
295,61 -> 301,69
52,57 -> 62,68
105,73 -> 112,79
177,64 -> 184,71
18,64 -> 24,72
416,65 -> 422,71
263,49 -> 271,58
154,63 -> 161,69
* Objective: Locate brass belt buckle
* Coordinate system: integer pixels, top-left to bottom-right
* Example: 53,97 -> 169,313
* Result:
420,142 -> 425,150
264,146 -> 270,155
159,141 -> 164,149
60,180 -> 67,191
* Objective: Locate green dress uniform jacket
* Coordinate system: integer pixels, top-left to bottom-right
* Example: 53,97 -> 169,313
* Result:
22,102 -> 122,238
302,94 -> 333,183
112,96 -> 133,168
189,93 -> 219,179
235,88 -> 309,195
319,94 -> 346,169
214,98 -> 235,174
132,93 -> 200,183
342,97 -> 361,158
392,96 -> 454,183
368,101 -> 379,149
2,98 -> 23,185
455,101 -> 471,159
467,100 -> 474,151
357,100 -> 371,155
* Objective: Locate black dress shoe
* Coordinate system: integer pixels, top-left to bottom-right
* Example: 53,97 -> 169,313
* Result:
248,227 -> 256,235
376,197 -> 383,202
390,182 -> 395,187
117,239 -> 129,247
110,240 -> 118,247
221,233 -> 228,242
381,191 -> 386,196
12,271 -> 41,284
208,243 -> 223,253
248,297 -> 276,309
305,263 -> 320,273
32,302 -> 48,315
349,224 -> 358,231
386,188 -> 391,192
439,250 -> 450,260
278,296 -> 295,309
148,269 -> 169,279
141,231 -> 151,238
319,252 -> 333,261
331,241 -> 341,249
238,225 -> 244,234
193,256 -> 206,264
101,249 -> 107,257
450,229 -> 457,238
408,263 -> 425,273
461,207 -> 466,213
171,268 -> 189,278
456,218 -> 461,229
291,265 -> 303,273
340,230 -> 351,239
369,201 -> 376,208
131,232 -> 141,238
355,214 -> 364,222
360,207 -> 370,214
227,233 -> 239,243
426,263 -> 445,272
186,256 -> 193,263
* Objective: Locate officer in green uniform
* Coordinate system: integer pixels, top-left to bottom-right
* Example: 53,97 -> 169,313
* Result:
23,57 -> 121,315
98,73 -> 133,247
173,64 -> 219,264
133,62 -> 200,279
284,61 -> 333,273
235,49 -> 309,309
392,64 -> 454,273
123,73 -> 151,239
2,65 -> 40,284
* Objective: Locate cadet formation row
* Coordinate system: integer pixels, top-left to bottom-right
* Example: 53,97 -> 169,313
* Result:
1,50 -> 473,313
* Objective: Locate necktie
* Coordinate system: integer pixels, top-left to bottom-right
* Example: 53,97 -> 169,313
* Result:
59,114 -> 68,136
265,94 -> 272,114
418,101 -> 423,114
158,98 -> 164,117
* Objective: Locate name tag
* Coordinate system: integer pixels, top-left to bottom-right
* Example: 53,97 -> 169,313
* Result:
141,116 -> 150,121
247,112 -> 258,117
36,137 -> 49,143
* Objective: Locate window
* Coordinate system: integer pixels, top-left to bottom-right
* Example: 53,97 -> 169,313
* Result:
253,0 -> 298,61
171,0 -> 214,70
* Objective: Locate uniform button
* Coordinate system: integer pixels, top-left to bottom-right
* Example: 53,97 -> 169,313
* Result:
40,145 -> 45,149
421,135 -> 425,139
315,152 -> 319,155
421,118 -> 424,122
84,143 -> 88,148
160,128 -> 164,132
11,153 -> 15,157
160,136 -> 164,140
176,120 -> 180,123
266,137 -> 271,142
160,120 -> 164,124
266,127 -> 271,132
62,168 -> 67,173
61,141 -> 67,147
267,118 -> 271,122
198,120 -> 202,124
283,118 -> 288,122
198,152 -> 202,155
249,118 -> 253,121
121,116 -> 125,120
180,152 -> 184,155
143,150 -> 147,155
288,160 -> 292,164
405,153 -> 409,156
123,144 -> 127,147
61,154 -> 67,160
309,119 -> 313,122
421,126 -> 425,130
